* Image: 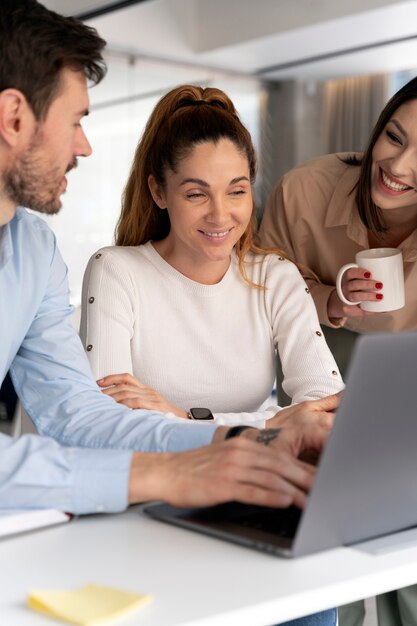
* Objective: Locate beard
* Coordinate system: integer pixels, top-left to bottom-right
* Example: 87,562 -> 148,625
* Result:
2,130 -> 77,216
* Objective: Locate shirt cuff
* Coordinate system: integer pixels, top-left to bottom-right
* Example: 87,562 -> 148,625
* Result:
163,421 -> 218,451
72,447 -> 133,515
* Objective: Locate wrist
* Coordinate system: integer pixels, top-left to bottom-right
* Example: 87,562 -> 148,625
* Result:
224,425 -> 256,440
327,288 -> 344,320
128,451 -> 173,504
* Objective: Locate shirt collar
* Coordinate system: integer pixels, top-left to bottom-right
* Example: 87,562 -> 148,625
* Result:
323,162 -> 417,261
0,219 -> 12,270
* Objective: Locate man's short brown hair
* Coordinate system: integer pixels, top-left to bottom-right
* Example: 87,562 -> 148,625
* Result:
0,0 -> 107,119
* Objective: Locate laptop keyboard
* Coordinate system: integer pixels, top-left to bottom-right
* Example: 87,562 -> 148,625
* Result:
193,502 -> 302,539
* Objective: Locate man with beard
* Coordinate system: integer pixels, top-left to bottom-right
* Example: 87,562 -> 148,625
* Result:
0,0 -> 338,520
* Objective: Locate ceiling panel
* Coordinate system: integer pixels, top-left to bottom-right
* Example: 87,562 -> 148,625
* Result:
40,0 -> 417,81
42,0 -> 136,17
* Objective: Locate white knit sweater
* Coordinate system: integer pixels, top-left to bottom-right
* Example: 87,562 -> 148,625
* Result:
80,243 -> 344,427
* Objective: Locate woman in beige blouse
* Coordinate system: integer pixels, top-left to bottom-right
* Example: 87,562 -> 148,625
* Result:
259,76 -> 417,626
260,76 -> 417,339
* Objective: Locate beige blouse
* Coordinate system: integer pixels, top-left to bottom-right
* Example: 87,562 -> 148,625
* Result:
259,153 -> 417,334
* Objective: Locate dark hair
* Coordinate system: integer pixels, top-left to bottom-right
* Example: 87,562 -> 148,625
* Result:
0,0 -> 106,120
346,76 -> 417,236
116,84 -> 301,288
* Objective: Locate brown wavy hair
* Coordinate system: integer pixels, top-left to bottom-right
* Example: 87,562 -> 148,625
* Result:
115,84 -> 289,287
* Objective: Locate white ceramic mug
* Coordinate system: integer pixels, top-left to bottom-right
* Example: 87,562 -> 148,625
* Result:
336,248 -> 404,312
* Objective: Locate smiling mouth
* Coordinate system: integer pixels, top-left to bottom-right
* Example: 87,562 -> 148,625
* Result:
199,229 -> 232,238
380,168 -> 413,193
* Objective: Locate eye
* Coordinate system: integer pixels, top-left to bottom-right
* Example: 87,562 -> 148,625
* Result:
386,130 -> 402,145
230,189 -> 246,196
186,192 -> 206,199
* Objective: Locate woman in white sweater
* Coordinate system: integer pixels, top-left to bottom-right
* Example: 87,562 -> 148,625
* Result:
80,85 -> 344,429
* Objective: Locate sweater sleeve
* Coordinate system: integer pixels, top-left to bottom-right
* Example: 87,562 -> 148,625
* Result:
80,249 -> 136,379
213,405 -> 281,429
266,257 -> 345,404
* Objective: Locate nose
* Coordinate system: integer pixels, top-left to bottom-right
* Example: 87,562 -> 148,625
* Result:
206,196 -> 228,225
390,146 -> 416,178
75,126 -> 92,157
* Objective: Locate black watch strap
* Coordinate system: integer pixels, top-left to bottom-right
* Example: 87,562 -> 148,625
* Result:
225,425 -> 255,439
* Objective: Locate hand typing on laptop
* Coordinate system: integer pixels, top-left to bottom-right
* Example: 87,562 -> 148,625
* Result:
129,434 -> 316,511
131,395 -> 339,513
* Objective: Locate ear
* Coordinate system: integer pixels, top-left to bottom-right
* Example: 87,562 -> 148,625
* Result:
148,174 -> 167,209
0,88 -> 36,148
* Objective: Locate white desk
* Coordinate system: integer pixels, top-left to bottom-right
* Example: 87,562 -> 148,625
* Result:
2,505 -> 417,626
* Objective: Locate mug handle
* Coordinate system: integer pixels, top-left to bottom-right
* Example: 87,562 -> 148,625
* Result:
336,263 -> 361,306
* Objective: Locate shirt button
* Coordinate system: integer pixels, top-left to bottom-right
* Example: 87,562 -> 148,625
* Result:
86,344 -> 93,352
89,297 -> 95,303
315,331 -> 322,337
305,287 -> 310,294
95,253 -> 102,259
332,370 -> 338,376
278,256 -> 285,261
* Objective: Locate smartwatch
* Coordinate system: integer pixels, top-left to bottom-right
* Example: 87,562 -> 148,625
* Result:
187,408 -> 214,421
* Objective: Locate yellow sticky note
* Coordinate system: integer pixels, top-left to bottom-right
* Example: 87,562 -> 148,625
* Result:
27,584 -> 153,626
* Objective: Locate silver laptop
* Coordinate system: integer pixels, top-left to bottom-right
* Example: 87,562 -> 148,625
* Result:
144,331 -> 417,557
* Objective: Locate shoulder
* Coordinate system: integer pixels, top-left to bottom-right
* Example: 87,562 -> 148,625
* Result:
10,208 -> 59,271
13,206 -> 56,247
270,153 -> 362,219
244,251 -> 301,283
84,244 -> 157,294
87,244 -> 150,270
281,152 -> 361,190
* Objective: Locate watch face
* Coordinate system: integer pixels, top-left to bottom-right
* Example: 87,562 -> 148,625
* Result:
190,407 -> 214,421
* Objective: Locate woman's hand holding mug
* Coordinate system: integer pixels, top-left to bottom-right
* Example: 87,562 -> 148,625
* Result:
329,248 -> 405,319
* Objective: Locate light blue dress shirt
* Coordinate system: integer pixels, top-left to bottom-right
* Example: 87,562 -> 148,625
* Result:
0,208 -> 216,513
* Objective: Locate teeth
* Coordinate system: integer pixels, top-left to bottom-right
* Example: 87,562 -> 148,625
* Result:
203,230 -> 229,237
381,170 -> 410,192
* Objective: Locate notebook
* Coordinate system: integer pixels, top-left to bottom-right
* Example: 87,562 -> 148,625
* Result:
0,509 -> 71,539
144,331 -> 417,557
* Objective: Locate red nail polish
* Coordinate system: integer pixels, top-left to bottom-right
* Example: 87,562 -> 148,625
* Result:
375,282 -> 383,289
364,271 -> 371,279
376,294 -> 383,300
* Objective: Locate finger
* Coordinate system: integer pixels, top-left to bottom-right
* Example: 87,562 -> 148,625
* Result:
181,479 -> 303,509
308,393 -> 341,412
97,373 -> 142,387
344,267 -> 374,281
101,385 -> 139,397
342,283 -> 368,303
101,388 -> 150,405
317,411 -> 335,429
341,303 -> 366,317
229,481 -> 306,509
216,464 -> 311,509
233,443 -> 317,493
